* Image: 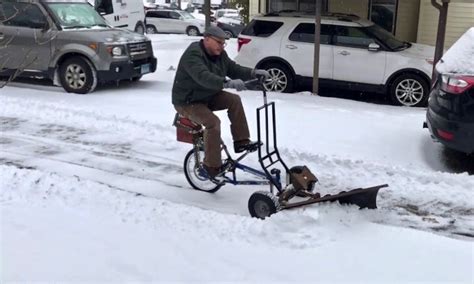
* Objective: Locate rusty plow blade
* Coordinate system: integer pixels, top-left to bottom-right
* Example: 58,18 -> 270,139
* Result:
281,184 -> 388,211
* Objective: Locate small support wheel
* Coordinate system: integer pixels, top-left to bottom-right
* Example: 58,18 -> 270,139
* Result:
248,191 -> 280,219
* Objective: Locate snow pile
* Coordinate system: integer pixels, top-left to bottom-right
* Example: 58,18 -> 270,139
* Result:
2,164 -> 473,282
436,27 -> 474,74
1,33 -> 473,283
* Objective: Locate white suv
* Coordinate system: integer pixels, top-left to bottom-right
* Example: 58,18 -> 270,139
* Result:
235,13 -> 435,107
145,9 -> 205,36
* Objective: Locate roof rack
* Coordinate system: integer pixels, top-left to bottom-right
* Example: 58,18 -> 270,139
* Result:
263,10 -> 360,21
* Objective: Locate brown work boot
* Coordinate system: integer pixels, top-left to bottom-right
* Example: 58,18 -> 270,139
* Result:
234,139 -> 262,153
203,164 -> 223,179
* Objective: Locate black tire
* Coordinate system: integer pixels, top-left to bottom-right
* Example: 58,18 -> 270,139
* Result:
389,73 -> 429,107
146,25 -> 157,34
186,26 -> 199,36
131,75 -> 142,82
260,62 -> 295,93
223,30 -> 234,38
183,148 -> 223,193
248,191 -> 280,219
59,56 -> 97,94
135,22 -> 145,34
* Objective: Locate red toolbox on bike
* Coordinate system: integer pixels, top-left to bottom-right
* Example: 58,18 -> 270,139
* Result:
173,114 -> 203,144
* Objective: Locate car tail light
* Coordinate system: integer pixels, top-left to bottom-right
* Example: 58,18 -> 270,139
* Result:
437,129 -> 454,141
237,37 -> 251,52
440,74 -> 474,94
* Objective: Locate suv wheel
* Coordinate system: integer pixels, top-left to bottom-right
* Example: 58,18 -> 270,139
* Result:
389,73 -> 429,107
223,30 -> 234,38
131,75 -> 142,82
261,62 -> 294,93
59,57 -> 97,94
135,23 -> 145,34
186,26 -> 199,36
146,25 -> 157,34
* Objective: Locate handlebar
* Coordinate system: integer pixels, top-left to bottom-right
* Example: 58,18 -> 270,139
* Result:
244,74 -> 266,90
244,74 -> 268,103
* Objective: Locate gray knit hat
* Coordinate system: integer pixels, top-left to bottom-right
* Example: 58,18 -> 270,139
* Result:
203,26 -> 229,40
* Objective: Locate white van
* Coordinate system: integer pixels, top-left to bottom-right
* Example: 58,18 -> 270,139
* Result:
88,0 -> 146,34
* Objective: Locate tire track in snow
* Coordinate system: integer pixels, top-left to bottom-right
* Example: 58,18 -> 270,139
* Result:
1,97 -> 473,239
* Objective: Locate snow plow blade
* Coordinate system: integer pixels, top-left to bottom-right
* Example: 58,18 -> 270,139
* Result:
281,184 -> 388,210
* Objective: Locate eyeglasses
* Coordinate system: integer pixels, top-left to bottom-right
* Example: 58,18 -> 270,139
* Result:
209,36 -> 227,47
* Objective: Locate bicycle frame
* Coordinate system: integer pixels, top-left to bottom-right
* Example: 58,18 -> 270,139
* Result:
192,140 -> 278,188
182,77 -> 289,192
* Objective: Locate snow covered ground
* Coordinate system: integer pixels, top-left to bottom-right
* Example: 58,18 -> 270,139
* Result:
1,34 -> 473,283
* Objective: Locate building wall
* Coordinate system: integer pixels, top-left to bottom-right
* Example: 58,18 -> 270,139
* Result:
395,0 -> 420,42
328,0 -> 369,18
417,0 -> 474,48
249,0 -> 260,18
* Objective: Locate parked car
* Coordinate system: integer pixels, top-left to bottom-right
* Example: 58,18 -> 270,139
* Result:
143,0 -> 157,11
425,27 -> 474,154
214,8 -> 240,19
235,12 -> 435,107
0,0 -> 157,94
89,0 -> 146,34
216,16 -> 245,38
145,9 -> 205,36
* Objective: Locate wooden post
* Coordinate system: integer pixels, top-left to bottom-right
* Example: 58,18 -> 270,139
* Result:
431,0 -> 450,84
204,0 -> 211,28
312,0 -> 322,95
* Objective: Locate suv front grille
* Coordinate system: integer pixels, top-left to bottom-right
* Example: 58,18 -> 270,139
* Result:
127,42 -> 152,60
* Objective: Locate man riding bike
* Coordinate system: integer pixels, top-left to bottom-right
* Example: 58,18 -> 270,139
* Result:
172,26 -> 269,179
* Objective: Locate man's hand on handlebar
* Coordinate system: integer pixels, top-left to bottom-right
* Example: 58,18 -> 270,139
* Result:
224,79 -> 247,91
252,69 -> 271,79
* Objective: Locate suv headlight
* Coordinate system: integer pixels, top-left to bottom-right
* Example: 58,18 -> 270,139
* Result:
112,46 -> 123,56
106,45 -> 126,57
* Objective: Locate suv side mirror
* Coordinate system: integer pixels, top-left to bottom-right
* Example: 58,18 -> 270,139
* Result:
368,43 -> 380,52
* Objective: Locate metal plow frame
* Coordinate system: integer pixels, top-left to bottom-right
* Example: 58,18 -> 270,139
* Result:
279,184 -> 389,211
250,83 -> 387,218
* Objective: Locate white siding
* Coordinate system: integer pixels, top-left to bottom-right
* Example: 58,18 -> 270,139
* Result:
417,0 -> 474,48
395,0 -> 420,42
328,0 -> 369,18
249,0 -> 260,18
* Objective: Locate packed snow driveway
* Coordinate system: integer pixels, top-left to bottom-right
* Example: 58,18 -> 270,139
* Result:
1,96 -> 472,239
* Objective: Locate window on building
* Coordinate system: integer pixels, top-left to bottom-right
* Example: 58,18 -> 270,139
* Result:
269,0 -> 328,13
370,0 -> 397,33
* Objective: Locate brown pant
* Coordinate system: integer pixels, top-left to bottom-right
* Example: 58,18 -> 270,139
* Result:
174,91 -> 250,167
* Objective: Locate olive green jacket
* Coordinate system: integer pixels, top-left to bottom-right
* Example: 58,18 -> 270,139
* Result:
172,40 -> 253,106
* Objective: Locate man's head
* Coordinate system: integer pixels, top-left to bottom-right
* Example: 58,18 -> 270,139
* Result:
202,26 -> 229,56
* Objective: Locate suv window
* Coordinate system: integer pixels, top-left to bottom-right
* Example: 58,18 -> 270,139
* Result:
95,0 -> 113,15
289,23 -> 331,44
169,11 -> 181,19
1,2 -> 47,29
147,11 -> 169,18
241,20 -> 283,37
334,26 -> 375,48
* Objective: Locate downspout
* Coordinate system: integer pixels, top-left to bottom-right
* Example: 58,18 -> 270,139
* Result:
204,0 -> 211,28
431,0 -> 450,85
312,0 -> 322,95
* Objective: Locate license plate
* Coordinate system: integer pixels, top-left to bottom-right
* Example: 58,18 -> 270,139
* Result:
141,63 -> 150,74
